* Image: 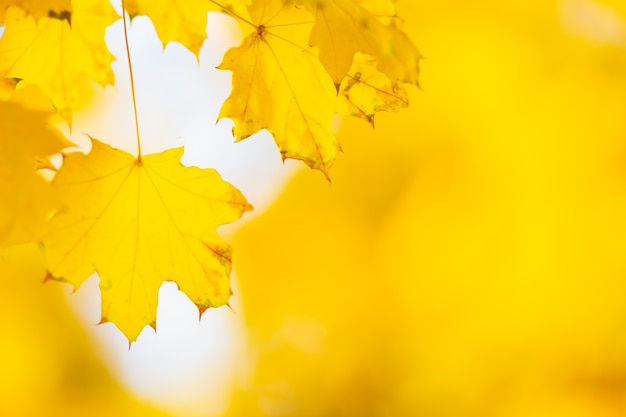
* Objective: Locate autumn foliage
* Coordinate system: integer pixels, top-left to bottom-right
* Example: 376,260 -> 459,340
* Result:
0,0 -> 420,341
5,1 -> 626,416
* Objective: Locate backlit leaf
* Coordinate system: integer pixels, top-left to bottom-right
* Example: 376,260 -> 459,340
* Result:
338,53 -> 408,126
42,139 -> 252,341
218,0 -> 339,176
300,0 -> 421,88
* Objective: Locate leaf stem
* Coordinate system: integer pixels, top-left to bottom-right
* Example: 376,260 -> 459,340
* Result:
121,1 -> 142,161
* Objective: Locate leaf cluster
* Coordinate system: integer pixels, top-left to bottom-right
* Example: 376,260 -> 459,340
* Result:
0,0 -> 420,341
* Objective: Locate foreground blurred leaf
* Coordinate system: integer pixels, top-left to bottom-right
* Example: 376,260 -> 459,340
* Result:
0,244 -> 172,417
0,92 -> 70,247
43,139 -> 252,341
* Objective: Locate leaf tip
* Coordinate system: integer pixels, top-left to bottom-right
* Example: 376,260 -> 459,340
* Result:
42,272 -> 55,283
320,166 -> 332,183
198,304 -> 210,317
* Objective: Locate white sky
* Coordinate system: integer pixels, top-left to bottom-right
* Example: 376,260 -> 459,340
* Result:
61,4 -> 299,417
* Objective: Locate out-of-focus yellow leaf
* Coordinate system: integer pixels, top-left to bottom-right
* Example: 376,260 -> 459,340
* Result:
0,244 -> 174,417
124,0 -> 250,57
337,52 -> 408,126
300,0 -> 421,88
0,92 -> 70,247
0,0 -> 118,125
0,0 -> 71,24
42,139 -> 252,341
218,0 -> 339,176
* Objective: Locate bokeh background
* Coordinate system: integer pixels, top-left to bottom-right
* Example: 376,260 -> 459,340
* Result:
3,0 -> 626,416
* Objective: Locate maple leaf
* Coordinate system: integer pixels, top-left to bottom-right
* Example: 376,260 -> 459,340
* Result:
0,0 -> 118,125
124,0 -> 250,57
338,53 -> 408,127
300,0 -> 421,89
0,90 -> 70,247
0,0 -> 71,24
42,139 -> 252,341
218,0 -> 340,176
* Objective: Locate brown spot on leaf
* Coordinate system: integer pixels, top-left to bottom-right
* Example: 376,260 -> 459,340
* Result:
48,10 -> 71,25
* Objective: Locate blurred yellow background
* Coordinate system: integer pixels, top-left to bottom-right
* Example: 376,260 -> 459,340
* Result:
228,0 -> 626,416
2,0 -> 626,416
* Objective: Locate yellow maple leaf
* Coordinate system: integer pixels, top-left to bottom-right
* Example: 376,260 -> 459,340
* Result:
0,0 -> 71,24
301,0 -> 421,88
218,0 -> 339,176
338,53 -> 408,126
42,139 -> 252,341
0,0 -> 118,125
0,92 -> 70,247
125,0 -> 250,57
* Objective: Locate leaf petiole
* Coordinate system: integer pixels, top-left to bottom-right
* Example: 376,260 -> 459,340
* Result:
121,0 -> 142,161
